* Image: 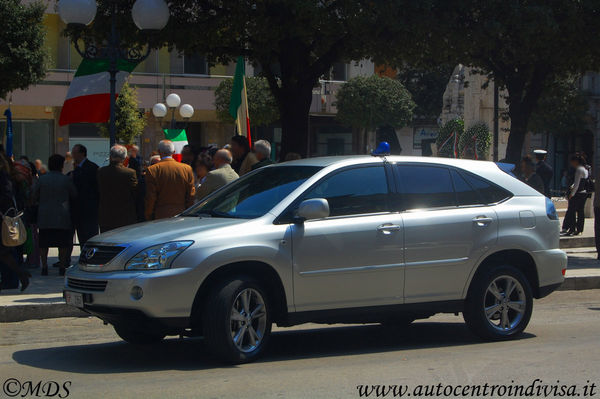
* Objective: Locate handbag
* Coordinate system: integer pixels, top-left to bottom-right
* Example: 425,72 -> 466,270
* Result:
1,198 -> 27,247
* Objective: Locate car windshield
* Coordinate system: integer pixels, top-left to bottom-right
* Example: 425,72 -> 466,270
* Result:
182,166 -> 323,219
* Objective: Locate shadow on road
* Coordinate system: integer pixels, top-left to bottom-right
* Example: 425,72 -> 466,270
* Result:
12,321 -> 534,374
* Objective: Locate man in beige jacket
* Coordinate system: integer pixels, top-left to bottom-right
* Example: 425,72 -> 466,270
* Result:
145,140 -> 195,220
195,149 -> 239,202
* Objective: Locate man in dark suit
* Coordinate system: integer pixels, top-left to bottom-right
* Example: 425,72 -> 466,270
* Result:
71,144 -> 99,245
534,149 -> 553,198
98,145 -> 138,233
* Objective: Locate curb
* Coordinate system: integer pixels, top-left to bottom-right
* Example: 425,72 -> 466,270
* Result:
1,276 -> 599,323
560,236 -> 595,249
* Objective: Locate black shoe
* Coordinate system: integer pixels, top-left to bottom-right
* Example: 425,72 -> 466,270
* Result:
52,261 -> 61,268
19,271 -> 31,292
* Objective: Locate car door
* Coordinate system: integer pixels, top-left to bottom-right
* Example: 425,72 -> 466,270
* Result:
290,164 -> 405,312
394,164 -> 499,304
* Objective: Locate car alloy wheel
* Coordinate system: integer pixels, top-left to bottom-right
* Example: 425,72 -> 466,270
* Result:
483,275 -> 526,332
230,288 -> 268,353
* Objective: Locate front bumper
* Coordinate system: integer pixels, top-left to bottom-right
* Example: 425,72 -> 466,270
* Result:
532,248 -> 568,298
64,264 -> 201,320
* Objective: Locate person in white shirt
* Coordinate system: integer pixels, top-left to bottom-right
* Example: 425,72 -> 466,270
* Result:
562,155 -> 589,236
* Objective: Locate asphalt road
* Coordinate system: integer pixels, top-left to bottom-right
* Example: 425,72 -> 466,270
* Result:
1,291 -> 599,399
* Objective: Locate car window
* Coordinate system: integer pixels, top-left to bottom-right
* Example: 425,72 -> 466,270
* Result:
396,165 -> 456,210
450,169 -> 482,206
461,172 -> 512,204
183,166 -> 322,219
301,166 -> 390,217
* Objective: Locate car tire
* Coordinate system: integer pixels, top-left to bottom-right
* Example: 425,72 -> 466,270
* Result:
463,264 -> 533,340
114,325 -> 166,345
202,277 -> 272,364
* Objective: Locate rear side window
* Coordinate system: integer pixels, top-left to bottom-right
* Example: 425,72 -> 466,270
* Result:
450,169 -> 482,206
461,171 -> 512,204
301,166 -> 390,217
396,165 -> 456,210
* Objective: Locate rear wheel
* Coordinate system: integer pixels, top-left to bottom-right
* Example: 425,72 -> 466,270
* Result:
464,265 -> 533,340
114,325 -> 166,345
202,277 -> 272,364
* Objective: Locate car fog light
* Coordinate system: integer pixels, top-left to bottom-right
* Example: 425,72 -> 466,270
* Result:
131,286 -> 143,300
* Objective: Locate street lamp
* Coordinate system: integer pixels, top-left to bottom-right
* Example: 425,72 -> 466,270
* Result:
153,94 -> 194,129
58,0 -> 170,148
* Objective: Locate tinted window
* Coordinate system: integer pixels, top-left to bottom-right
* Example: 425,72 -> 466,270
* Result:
396,165 -> 456,209
462,172 -> 512,204
183,166 -> 322,219
451,169 -> 482,206
302,166 -> 389,217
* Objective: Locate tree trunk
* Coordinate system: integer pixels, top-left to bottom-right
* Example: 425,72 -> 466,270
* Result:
278,84 -> 313,160
504,99 -> 533,165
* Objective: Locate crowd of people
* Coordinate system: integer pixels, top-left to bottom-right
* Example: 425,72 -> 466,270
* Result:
0,136 -> 287,292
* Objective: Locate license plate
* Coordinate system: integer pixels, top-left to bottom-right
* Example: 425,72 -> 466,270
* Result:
64,291 -> 84,308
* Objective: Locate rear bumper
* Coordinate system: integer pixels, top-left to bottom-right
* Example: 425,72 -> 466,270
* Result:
532,248 -> 567,297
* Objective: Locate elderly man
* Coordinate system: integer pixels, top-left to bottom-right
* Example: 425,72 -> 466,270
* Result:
97,145 -> 138,233
230,135 -> 258,176
251,140 -> 274,171
195,149 -> 239,201
145,140 -> 195,220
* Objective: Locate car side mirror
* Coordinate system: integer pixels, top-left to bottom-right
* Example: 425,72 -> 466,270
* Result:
295,198 -> 330,223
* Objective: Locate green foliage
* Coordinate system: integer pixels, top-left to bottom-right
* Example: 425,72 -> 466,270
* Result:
436,119 -> 464,158
98,82 -> 146,144
0,0 -> 47,100
335,75 -> 415,131
459,122 -> 492,160
214,77 -> 279,127
528,75 -> 589,137
396,63 -> 455,120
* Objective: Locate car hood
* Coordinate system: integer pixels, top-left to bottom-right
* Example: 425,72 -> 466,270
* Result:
88,217 -> 245,246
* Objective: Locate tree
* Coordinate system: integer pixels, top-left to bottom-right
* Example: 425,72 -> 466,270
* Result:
0,0 -> 47,100
99,82 -> 146,144
396,63 -> 455,121
459,122 -> 492,160
162,0 -> 396,158
378,0 -> 600,163
335,75 -> 415,152
528,74 -> 589,138
436,118 -> 464,158
214,76 -> 279,128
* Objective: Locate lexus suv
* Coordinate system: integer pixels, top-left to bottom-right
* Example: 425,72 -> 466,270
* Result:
64,156 -> 566,363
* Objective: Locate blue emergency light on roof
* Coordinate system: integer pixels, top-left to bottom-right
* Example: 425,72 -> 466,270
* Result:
371,141 -> 391,156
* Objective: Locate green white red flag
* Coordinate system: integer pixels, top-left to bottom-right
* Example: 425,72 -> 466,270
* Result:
164,129 -> 188,162
229,56 -> 251,145
59,58 -> 138,126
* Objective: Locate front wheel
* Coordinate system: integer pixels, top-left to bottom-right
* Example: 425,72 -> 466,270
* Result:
463,265 -> 533,340
202,278 -> 272,364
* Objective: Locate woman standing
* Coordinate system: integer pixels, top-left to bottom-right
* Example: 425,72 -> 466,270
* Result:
32,154 -> 76,276
0,152 -> 30,292
562,155 -> 589,236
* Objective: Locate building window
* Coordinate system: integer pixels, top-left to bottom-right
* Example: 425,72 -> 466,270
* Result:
331,63 -> 348,81
183,53 -> 208,75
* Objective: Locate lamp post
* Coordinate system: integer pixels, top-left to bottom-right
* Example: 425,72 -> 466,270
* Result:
153,94 -> 194,129
58,0 -> 170,148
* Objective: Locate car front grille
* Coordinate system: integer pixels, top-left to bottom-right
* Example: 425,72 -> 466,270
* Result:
79,245 -> 126,265
67,278 -> 108,292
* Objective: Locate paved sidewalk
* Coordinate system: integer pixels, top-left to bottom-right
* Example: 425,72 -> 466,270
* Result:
1,234 -> 599,322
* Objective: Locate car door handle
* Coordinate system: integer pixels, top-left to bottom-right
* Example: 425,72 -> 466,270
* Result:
473,216 -> 493,227
377,224 -> 402,234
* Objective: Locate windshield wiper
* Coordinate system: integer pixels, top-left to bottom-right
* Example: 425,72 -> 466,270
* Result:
196,210 -> 238,219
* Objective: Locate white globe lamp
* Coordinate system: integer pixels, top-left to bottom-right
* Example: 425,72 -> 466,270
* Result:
152,103 -> 168,118
179,104 -> 194,119
166,93 -> 181,108
132,0 -> 170,31
58,0 -> 97,26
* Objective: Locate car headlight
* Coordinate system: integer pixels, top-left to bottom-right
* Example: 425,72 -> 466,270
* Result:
125,241 -> 193,270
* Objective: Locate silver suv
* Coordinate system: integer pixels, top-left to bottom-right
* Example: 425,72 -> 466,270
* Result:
64,156 -> 566,363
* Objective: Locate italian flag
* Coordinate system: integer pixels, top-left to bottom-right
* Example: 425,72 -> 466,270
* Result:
229,56 -> 251,145
164,129 -> 188,162
59,58 -> 138,126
